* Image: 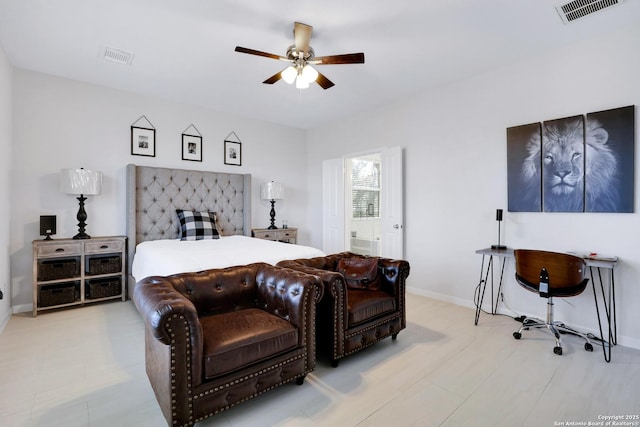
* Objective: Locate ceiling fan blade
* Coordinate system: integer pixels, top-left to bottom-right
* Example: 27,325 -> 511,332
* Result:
316,72 -> 335,90
294,22 -> 312,56
235,46 -> 286,61
313,52 -> 365,65
263,71 -> 283,85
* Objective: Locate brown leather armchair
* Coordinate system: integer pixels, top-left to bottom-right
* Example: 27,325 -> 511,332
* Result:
133,263 -> 322,427
278,252 -> 410,367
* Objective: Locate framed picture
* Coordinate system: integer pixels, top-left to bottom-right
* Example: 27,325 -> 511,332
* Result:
131,126 -> 156,157
224,140 -> 242,166
182,134 -> 202,162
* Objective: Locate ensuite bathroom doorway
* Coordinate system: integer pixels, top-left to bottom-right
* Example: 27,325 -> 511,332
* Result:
322,146 -> 404,259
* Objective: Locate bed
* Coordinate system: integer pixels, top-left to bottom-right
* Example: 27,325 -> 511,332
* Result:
125,164 -> 325,297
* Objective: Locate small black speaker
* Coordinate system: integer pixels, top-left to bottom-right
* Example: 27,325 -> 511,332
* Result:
40,215 -> 56,240
491,209 -> 506,250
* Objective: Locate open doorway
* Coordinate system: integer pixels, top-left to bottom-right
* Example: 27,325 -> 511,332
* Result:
322,146 -> 403,259
346,153 -> 382,256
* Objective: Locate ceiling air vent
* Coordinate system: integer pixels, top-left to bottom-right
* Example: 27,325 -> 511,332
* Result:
101,45 -> 134,65
555,0 -> 623,24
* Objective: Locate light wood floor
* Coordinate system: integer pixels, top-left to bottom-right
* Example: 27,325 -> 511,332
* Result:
1,293 -> 638,427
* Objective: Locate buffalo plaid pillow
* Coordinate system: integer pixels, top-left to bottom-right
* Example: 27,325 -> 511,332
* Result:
176,209 -> 220,241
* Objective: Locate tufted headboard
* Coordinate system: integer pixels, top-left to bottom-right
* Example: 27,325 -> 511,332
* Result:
125,164 -> 251,290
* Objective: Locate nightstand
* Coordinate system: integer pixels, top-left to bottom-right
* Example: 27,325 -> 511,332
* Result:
252,228 -> 297,244
32,236 -> 127,317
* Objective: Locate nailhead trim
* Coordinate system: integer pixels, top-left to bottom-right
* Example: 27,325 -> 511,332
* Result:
166,314 -> 194,427
192,353 -> 310,423
341,315 -> 402,358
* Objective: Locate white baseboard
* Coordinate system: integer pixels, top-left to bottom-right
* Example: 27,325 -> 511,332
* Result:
406,287 -> 640,351
12,303 -> 31,315
407,286 -> 476,310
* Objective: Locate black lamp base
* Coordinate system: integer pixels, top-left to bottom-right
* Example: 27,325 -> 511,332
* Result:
72,194 -> 91,240
267,199 -> 279,230
491,244 -> 507,250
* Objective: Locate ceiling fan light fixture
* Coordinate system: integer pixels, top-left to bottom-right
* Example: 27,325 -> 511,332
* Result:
281,66 -> 297,84
235,22 -> 363,90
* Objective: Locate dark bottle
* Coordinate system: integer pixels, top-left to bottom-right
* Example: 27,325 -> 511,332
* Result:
539,267 -> 549,298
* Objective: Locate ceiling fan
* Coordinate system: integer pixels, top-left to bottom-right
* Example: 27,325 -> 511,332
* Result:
235,22 -> 365,90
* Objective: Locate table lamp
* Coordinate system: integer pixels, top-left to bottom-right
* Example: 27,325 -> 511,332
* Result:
60,168 -> 103,239
261,181 -> 284,229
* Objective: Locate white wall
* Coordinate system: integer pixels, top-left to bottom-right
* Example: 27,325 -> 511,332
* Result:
307,24 -> 640,349
10,70 -> 308,311
0,43 -> 12,330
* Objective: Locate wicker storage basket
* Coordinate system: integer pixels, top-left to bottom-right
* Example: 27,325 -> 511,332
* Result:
86,277 -> 121,299
39,282 -> 77,307
37,258 -> 80,281
86,255 -> 122,276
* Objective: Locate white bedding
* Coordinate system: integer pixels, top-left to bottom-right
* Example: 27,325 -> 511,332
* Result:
132,235 -> 325,282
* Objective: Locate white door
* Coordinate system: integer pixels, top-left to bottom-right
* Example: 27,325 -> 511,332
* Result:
322,147 -> 404,258
322,158 -> 346,253
380,146 -> 404,259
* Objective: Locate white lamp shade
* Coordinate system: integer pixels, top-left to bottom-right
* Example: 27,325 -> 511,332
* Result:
295,76 -> 310,89
301,65 -> 318,83
261,181 -> 284,200
281,66 -> 297,84
60,168 -> 103,195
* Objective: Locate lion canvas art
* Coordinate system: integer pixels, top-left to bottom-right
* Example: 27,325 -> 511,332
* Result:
507,105 -> 635,213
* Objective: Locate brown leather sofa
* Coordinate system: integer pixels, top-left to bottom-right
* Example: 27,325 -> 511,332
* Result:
133,263 -> 322,427
278,252 -> 410,367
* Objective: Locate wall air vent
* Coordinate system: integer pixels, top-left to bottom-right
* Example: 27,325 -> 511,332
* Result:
555,0 -> 623,24
101,45 -> 134,65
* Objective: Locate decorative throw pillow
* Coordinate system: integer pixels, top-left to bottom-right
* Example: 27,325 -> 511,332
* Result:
176,209 -> 220,241
337,257 -> 380,290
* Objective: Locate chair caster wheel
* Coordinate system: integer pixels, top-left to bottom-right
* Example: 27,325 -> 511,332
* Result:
513,332 -> 521,340
553,346 -> 563,355
585,343 -> 594,352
